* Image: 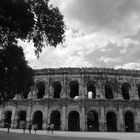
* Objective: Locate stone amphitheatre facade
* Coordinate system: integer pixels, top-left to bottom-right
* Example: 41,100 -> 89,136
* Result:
0,67 -> 140,132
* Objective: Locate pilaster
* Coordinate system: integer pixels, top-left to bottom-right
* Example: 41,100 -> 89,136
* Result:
61,74 -> 67,98
11,110 -> 18,128
26,104 -> 32,127
44,80 -> 49,98
42,105 -> 49,130
99,105 -> 106,131
118,103 -> 124,132
80,73 -> 85,99
136,103 -> 140,132
61,105 -> 66,130
80,103 -> 86,131
11,106 -> 17,128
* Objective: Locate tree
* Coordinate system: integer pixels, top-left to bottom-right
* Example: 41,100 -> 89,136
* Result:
0,0 -> 65,56
0,0 -> 65,103
0,44 -> 34,103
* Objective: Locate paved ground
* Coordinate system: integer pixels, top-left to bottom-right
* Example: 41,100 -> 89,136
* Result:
0,128 -> 140,140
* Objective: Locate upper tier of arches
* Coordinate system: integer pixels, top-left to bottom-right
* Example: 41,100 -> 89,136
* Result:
29,80 -> 140,100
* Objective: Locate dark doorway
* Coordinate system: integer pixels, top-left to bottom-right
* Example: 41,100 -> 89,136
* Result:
4,111 -> 12,127
105,83 -> 113,99
87,111 -> 99,131
36,82 -> 45,99
68,111 -> 80,131
53,81 -> 61,99
125,112 -> 134,132
87,81 -> 96,98
107,112 -> 117,132
50,111 -> 61,130
121,83 -> 130,100
17,111 -> 26,129
32,111 -> 43,130
69,81 -> 79,98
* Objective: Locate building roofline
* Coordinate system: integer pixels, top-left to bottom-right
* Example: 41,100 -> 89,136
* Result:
34,67 -> 140,76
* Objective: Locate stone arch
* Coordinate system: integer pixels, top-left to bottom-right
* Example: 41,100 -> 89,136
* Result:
32,110 -> 43,130
121,82 -> 130,100
87,81 -> 96,98
50,110 -> 61,130
105,82 -> 114,99
106,111 -> 117,132
36,81 -> 45,99
124,111 -> 135,132
52,81 -> 61,99
17,111 -> 26,129
137,83 -> 140,99
3,111 -> 12,128
68,110 -> 80,131
69,81 -> 79,98
87,110 -> 99,131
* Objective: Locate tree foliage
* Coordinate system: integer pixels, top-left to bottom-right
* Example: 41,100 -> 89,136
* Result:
0,0 -> 65,56
0,0 -> 65,103
0,44 -> 34,103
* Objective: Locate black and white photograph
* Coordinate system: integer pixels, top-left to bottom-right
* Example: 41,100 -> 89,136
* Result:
0,0 -> 140,140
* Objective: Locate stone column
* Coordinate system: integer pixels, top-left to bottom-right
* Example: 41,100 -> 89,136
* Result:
47,105 -> 50,124
136,104 -> 140,132
116,77 -> 122,100
0,110 -> 5,128
11,108 -> 18,128
45,74 -> 52,98
80,104 -> 86,131
33,82 -> 37,99
61,74 -> 67,99
43,80 -> 48,98
49,85 -> 53,98
100,83 -> 105,99
43,105 -> 49,130
80,74 -> 85,99
99,106 -> 106,131
66,76 -> 70,99
118,104 -> 124,132
61,106 -> 66,130
26,104 -> 32,127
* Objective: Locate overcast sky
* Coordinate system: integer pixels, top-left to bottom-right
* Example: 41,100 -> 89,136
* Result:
21,0 -> 140,69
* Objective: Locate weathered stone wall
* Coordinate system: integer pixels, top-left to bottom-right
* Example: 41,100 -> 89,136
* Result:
0,68 -> 140,132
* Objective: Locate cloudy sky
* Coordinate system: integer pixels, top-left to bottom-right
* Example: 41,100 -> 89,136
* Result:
21,0 -> 140,69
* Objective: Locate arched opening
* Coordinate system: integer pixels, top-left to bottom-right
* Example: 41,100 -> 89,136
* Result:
87,111 -> 99,131
87,81 -> 96,98
138,84 -> 140,99
17,111 -> 26,129
121,83 -> 130,100
50,111 -> 61,130
32,111 -> 43,130
105,83 -> 113,99
69,81 -> 79,98
22,92 -> 28,99
106,112 -> 117,132
68,111 -> 80,131
4,111 -> 12,128
53,81 -> 61,99
36,82 -> 45,99
125,111 -> 134,132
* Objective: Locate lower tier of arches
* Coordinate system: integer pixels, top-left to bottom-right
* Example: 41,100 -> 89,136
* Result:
0,108 -> 138,132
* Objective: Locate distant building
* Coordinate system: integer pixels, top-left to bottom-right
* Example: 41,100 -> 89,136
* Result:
0,67 -> 140,132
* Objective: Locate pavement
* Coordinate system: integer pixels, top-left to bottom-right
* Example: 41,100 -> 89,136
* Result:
0,128 -> 140,140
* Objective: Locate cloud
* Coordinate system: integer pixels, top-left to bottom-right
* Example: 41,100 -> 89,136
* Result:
21,28 -> 140,69
51,0 -> 140,36
115,62 -> 140,70
20,0 -> 140,70
99,57 -> 121,64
